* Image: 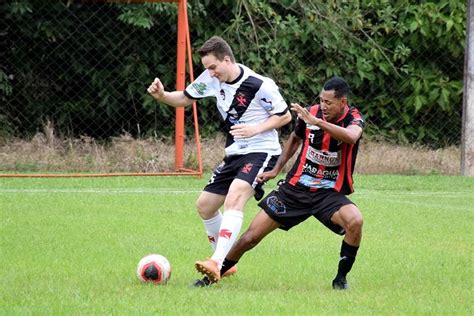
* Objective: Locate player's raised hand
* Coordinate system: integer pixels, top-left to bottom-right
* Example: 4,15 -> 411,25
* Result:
291,102 -> 319,125
147,77 -> 165,100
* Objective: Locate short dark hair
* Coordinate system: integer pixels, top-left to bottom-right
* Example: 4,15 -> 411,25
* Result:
197,36 -> 235,62
323,76 -> 350,98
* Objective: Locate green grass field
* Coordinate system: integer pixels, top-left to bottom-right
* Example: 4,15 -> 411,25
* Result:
1,175 -> 473,315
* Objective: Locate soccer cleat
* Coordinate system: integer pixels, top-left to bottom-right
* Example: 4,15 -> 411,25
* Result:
190,276 -> 211,287
190,266 -> 236,288
195,259 -> 221,283
332,276 -> 349,290
222,265 -> 237,278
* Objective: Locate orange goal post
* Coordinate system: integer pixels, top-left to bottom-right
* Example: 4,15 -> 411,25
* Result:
0,0 -> 203,178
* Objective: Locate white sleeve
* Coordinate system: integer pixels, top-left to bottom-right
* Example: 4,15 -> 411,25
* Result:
256,79 -> 288,115
184,70 -> 217,99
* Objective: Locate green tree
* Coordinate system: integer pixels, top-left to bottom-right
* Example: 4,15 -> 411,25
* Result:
2,0 -> 466,147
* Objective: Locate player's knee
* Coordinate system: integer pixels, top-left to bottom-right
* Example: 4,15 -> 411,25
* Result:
195,199 -> 204,213
346,214 -> 363,233
223,192 -> 246,210
195,198 -> 211,218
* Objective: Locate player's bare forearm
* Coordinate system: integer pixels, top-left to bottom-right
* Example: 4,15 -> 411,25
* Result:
315,120 -> 362,144
158,91 -> 194,108
230,111 -> 291,139
147,77 -> 193,107
291,103 -> 362,144
259,111 -> 292,133
274,132 -> 302,173
258,132 -> 301,183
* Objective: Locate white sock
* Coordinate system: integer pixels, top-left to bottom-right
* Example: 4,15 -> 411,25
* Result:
211,209 -> 244,268
202,211 -> 223,251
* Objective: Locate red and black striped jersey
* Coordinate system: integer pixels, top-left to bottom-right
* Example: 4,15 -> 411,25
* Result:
286,104 -> 364,195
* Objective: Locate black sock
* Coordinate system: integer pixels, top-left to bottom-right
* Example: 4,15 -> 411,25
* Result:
336,240 -> 359,279
220,259 -> 238,276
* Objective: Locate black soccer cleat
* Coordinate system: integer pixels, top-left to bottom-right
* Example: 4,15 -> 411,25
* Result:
332,277 -> 349,290
190,276 -> 211,288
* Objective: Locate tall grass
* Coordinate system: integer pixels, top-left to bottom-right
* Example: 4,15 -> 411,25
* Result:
1,175 -> 472,314
0,126 -> 461,175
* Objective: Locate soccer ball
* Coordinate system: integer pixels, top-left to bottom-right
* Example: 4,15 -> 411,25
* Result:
136,254 -> 171,285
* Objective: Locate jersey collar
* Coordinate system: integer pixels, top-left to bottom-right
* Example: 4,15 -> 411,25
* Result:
335,105 -> 350,123
225,66 -> 244,84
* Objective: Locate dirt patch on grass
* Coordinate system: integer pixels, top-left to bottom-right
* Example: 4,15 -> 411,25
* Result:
0,130 -> 461,175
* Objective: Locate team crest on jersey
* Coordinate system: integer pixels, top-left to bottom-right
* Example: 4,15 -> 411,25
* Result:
241,163 -> 253,174
191,82 -> 207,95
236,93 -> 248,107
220,89 -> 225,100
260,98 -> 274,111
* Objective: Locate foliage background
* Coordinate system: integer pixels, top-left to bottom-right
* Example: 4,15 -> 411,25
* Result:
1,0 -> 467,146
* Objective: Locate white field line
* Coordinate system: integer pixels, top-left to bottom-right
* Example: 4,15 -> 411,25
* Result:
0,188 -> 470,198
0,188 -> 202,194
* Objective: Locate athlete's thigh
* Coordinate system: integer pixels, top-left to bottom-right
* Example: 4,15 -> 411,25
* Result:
224,178 -> 255,211
330,203 -> 362,228
311,191 -> 353,235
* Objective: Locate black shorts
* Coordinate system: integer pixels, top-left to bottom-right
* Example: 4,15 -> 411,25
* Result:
204,153 -> 279,195
258,181 -> 354,235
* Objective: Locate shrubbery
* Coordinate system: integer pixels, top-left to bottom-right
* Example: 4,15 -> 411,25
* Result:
2,0 -> 466,146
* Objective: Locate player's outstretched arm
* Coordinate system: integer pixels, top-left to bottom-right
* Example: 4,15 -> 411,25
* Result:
147,77 -> 193,108
291,103 -> 362,144
257,131 -> 302,183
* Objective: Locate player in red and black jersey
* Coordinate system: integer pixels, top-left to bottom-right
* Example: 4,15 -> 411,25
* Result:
217,76 -> 365,290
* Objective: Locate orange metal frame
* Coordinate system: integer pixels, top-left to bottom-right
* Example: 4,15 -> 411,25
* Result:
0,0 -> 202,178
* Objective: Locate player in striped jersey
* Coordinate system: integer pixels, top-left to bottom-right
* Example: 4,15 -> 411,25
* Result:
218,77 -> 364,290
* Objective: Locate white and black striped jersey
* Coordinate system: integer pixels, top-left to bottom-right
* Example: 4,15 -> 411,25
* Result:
184,64 -> 288,156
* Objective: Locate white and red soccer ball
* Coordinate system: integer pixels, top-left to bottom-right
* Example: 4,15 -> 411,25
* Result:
136,254 -> 171,285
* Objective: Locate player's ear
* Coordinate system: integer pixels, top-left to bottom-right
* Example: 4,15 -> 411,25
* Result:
341,96 -> 348,106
